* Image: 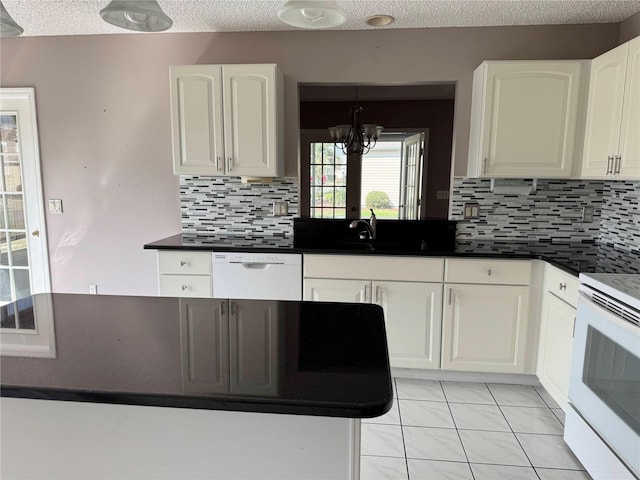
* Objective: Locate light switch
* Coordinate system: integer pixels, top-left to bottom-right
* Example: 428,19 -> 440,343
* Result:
464,202 -> 480,219
48,199 -> 63,214
273,201 -> 288,216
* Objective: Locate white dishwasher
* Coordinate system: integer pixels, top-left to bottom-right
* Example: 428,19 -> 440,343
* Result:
212,253 -> 302,301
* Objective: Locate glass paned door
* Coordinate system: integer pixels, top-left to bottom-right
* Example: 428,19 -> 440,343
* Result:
0,114 -> 30,303
309,142 -> 347,219
399,133 -> 424,220
0,89 -> 49,306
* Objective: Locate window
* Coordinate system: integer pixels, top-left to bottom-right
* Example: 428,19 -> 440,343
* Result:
309,142 -> 347,219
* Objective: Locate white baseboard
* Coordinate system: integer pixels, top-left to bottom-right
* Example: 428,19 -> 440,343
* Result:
392,368 -> 540,385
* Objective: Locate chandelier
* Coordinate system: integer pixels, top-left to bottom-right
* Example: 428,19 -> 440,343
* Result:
328,105 -> 383,156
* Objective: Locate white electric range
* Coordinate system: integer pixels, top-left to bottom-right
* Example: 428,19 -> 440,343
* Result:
565,273 -> 640,480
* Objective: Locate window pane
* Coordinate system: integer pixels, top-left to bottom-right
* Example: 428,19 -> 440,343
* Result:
334,187 -> 346,208
9,232 -> 28,266
6,194 -> 25,229
0,196 -> 4,229
335,165 -> 346,186
334,209 -> 346,219
2,155 -> 22,192
0,114 -> 19,153
0,268 -> 10,303
1,301 -> 16,328
0,232 -> 8,266
322,166 -> 334,186
311,165 -> 323,186
14,269 -> 30,300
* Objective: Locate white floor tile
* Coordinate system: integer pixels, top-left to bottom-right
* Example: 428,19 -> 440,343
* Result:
407,459 -> 473,480
535,468 -> 592,479
516,433 -> 584,470
534,385 -> 561,409
458,430 -> 530,466
364,400 -> 401,425
360,455 -> 408,480
552,408 -> 566,425
395,378 -> 445,402
399,400 -> 455,428
500,406 -> 564,434
449,403 -> 510,432
360,424 -> 405,458
441,381 -> 495,404
487,384 -> 548,407
403,426 -> 467,462
471,463 -> 539,480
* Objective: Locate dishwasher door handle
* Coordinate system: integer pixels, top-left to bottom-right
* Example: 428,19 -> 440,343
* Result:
240,262 -> 271,270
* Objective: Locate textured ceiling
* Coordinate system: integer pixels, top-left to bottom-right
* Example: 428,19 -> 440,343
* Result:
3,0 -> 640,37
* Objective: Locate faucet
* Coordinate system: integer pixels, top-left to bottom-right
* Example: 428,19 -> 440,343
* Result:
349,209 -> 377,240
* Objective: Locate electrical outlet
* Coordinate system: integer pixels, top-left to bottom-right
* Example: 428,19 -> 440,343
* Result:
436,190 -> 449,200
89,284 -> 98,295
582,206 -> 595,222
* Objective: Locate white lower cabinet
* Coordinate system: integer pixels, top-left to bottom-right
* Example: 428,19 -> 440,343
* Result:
304,277 -> 442,369
304,278 -> 368,303
375,281 -> 443,370
537,292 -> 575,410
157,251 -> 213,298
442,284 -> 531,374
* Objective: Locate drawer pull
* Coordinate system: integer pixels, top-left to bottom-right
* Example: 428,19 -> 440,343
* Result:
180,260 -> 189,267
487,269 -> 492,276
614,155 -> 621,174
559,283 -> 567,291
181,285 -> 189,291
606,156 -> 614,174
448,288 -> 453,306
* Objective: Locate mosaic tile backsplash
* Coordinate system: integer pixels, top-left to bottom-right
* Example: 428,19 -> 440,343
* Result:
598,181 -> 640,251
180,176 -> 298,237
450,178 -> 606,242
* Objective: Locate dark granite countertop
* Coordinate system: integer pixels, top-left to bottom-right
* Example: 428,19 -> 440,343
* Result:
144,234 -> 639,276
0,294 -> 393,418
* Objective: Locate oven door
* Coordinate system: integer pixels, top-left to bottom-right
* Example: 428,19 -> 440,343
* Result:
569,289 -> 640,477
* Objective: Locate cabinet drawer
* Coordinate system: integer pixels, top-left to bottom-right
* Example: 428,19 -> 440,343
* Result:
304,255 -> 444,282
445,258 -> 531,285
544,264 -> 579,308
159,275 -> 213,298
158,251 -> 212,275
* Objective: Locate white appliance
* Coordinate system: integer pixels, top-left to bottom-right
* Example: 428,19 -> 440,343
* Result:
565,273 -> 640,480
212,253 -> 302,301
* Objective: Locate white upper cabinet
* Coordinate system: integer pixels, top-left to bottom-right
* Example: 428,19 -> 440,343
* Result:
468,60 -> 588,178
170,64 -> 284,178
582,36 -> 640,179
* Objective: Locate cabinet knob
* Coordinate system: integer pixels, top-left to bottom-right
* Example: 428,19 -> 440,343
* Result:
180,260 -> 188,267
31,230 -> 40,237
181,285 -> 189,291
559,283 -> 567,291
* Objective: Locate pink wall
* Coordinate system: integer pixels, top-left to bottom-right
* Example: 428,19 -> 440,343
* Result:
0,25 -> 620,295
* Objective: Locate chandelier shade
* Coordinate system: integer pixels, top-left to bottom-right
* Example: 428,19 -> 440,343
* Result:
0,1 -> 23,37
100,0 -> 173,32
328,106 -> 383,156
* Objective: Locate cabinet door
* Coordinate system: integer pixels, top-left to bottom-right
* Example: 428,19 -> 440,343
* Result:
537,293 -> 575,410
618,36 -> 640,179
179,298 -> 229,393
303,278 -> 369,303
229,300 -> 279,396
581,43 -> 629,178
222,65 -> 281,177
170,65 -> 225,175
442,284 -> 530,373
480,61 -> 585,178
374,281 -> 443,369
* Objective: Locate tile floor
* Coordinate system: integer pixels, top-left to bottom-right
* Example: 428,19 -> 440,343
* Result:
361,378 -> 591,480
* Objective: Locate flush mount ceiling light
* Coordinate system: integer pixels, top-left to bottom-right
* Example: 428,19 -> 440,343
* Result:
100,0 -> 173,32
365,15 -> 395,27
278,0 -> 346,29
0,1 -> 24,37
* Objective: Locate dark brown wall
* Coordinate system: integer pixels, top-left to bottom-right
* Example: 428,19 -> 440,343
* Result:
300,100 -> 455,218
